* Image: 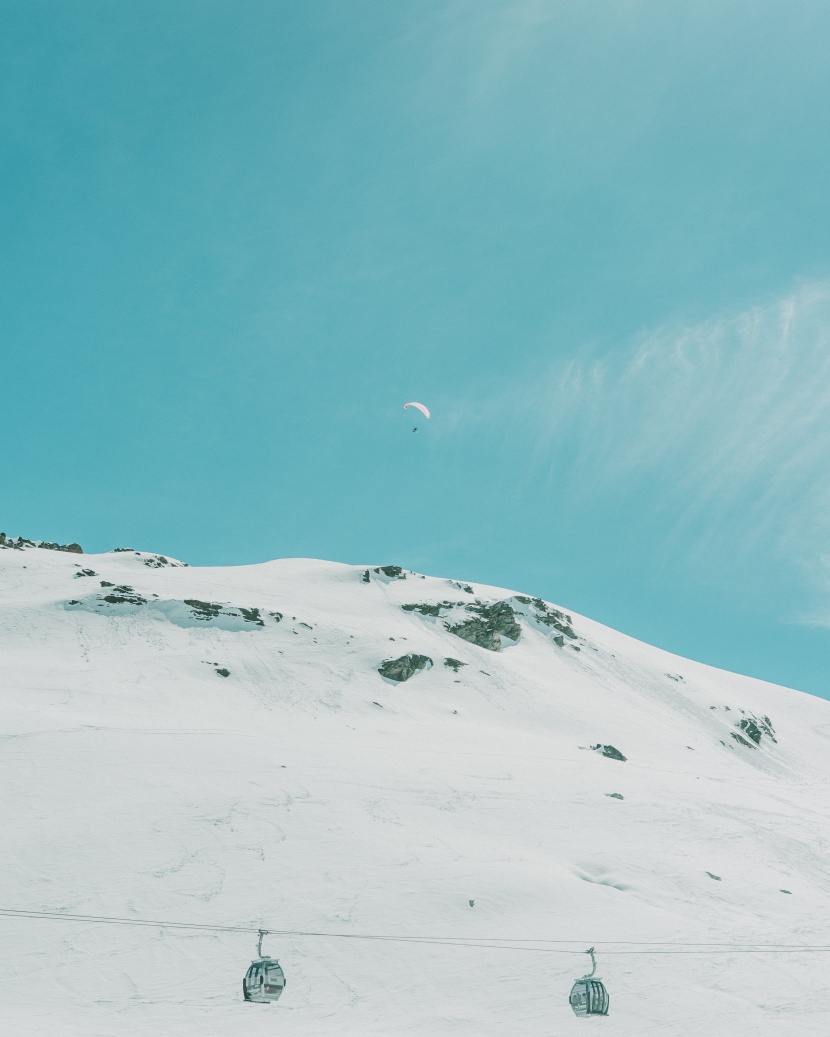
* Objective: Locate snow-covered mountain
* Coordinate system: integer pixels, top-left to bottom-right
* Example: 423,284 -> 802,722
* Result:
2,540 -> 830,1037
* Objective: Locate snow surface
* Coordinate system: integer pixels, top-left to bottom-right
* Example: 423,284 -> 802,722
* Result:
2,546 -> 830,1036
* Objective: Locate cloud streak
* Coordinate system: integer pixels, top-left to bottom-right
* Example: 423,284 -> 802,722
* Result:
467,281 -> 830,618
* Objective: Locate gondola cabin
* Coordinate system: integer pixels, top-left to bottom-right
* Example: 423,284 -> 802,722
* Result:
243,930 -> 286,1003
569,947 -> 609,1017
569,976 -> 609,1017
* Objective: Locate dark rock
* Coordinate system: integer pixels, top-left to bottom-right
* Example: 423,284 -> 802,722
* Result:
591,744 -> 627,761
74,569 -> 97,578
378,565 -> 405,579
515,595 -> 577,639
402,600 -> 468,617
448,601 -> 521,652
143,555 -> 185,568
780,889 -> 792,894
363,565 -> 407,582
0,532 -> 82,553
184,599 -> 224,620
731,732 -> 755,748
238,606 -> 265,627
113,548 -> 134,552
67,600 -> 80,605
444,658 -> 466,671
737,715 -> 776,745
101,590 -> 146,606
100,581 -> 114,587
403,602 -> 445,616
215,668 -> 230,678
605,793 -> 624,799
449,617 -> 501,651
378,654 -> 432,682
705,872 -> 721,881
404,599 -> 523,652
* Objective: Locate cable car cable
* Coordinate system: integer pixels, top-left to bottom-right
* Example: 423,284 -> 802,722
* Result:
1,907 -> 829,955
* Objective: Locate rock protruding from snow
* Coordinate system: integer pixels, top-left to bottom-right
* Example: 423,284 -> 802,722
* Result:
402,594 -> 581,653
513,595 -> 577,640
589,743 -> 627,761
65,593 -> 282,632
402,599 -> 523,652
448,601 -> 522,651
363,565 -> 410,583
143,554 -> 187,568
0,532 -> 82,553
378,654 -> 432,682
739,713 -> 776,744
443,658 -> 466,671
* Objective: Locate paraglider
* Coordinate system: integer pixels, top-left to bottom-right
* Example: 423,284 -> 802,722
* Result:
404,402 -> 430,420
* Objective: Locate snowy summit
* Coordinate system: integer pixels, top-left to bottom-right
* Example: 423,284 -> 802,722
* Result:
2,539 -> 829,1036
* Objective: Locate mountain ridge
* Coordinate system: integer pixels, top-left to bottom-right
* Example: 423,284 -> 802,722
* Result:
2,541 -> 829,1035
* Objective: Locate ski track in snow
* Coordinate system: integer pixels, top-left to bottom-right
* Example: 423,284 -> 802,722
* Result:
1,548 -> 830,1034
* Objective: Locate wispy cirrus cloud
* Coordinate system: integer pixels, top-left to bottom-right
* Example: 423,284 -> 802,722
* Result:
462,281 -> 830,619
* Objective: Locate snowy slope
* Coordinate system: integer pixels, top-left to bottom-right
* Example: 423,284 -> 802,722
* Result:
2,544 -> 830,1036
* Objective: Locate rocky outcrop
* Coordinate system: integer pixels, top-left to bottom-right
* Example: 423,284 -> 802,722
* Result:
378,654 -> 432,682
739,714 -> 776,744
184,601 -> 278,627
101,586 -> 147,606
66,593 -> 282,631
143,554 -> 187,568
444,658 -> 466,671
402,594 -> 580,654
729,711 -> 776,749
590,744 -> 627,761
0,533 -> 82,553
402,601 -> 459,617
514,595 -> 577,640
448,602 -> 522,652
363,565 -> 408,583
402,599 -> 522,652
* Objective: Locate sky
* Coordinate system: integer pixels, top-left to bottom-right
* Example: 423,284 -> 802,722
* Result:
2,0 -> 830,697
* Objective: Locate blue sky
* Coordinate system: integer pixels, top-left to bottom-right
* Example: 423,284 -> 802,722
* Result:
3,1 -> 830,696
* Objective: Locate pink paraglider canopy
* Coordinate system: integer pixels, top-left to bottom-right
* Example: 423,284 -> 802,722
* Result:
404,402 -> 431,419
